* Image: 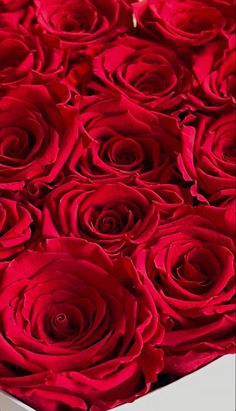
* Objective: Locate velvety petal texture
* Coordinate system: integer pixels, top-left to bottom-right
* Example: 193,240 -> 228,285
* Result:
0,84 -> 78,192
0,0 -> 235,410
68,95 -> 181,184
89,36 -> 191,111
0,238 -> 164,410
35,0 -> 132,47
132,206 -> 235,375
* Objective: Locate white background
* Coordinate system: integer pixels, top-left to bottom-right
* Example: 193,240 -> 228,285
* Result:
115,355 -> 236,411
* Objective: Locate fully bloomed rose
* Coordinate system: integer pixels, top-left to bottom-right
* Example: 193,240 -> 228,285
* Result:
0,195 -> 40,260
68,95 -> 181,184
0,27 -> 66,88
192,36 -> 236,110
133,206 -> 235,376
91,36 -> 191,111
42,181 -> 167,256
0,84 -> 78,193
42,179 -> 186,255
0,237 -> 164,411
133,0 -> 235,47
177,112 -> 236,202
35,0 -> 132,47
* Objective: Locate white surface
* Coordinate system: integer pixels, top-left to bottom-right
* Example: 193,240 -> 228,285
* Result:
0,355 -> 235,411
115,355 -> 236,411
0,391 -> 34,411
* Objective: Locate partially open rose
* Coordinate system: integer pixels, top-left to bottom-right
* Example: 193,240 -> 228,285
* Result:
0,84 -> 78,192
42,181 -> 165,256
35,0 -> 132,47
177,112 -> 236,202
0,237 -> 164,411
133,0 -> 235,47
68,95 -> 181,184
133,206 -> 235,376
91,36 -> 191,111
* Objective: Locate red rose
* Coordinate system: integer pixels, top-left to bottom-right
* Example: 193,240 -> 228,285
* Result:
68,95 -> 181,184
0,237 -> 164,411
90,36 -> 191,111
133,206 -> 235,376
0,27 -> 66,88
0,84 -> 78,193
177,112 -> 236,202
34,0 -> 132,47
192,36 -> 236,110
42,181 -> 165,255
0,195 -> 39,260
133,0 -> 235,47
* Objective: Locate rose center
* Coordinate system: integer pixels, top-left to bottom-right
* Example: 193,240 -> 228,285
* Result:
54,313 -> 68,327
97,212 -> 123,234
116,151 -> 135,164
45,307 -> 82,342
101,137 -> 145,171
171,247 -> 215,295
135,73 -> 168,94
173,10 -> 217,33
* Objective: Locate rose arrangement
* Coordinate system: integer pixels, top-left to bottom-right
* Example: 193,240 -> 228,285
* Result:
0,1 -> 235,410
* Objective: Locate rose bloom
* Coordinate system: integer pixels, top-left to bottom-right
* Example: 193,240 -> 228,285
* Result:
34,0 -> 132,47
133,0 -> 235,47
192,36 -> 236,110
42,180 -> 186,256
68,95 -> 181,184
177,111 -> 236,202
133,206 -> 236,376
0,27 -> 66,88
0,84 -> 78,192
0,237 -> 164,411
42,181 -> 155,255
0,195 -> 40,260
90,36 -> 191,111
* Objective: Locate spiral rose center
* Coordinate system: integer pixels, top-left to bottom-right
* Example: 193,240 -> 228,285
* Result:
54,313 -> 68,327
55,4 -> 95,33
173,11 -> 217,33
135,72 -> 169,94
172,248 -> 214,293
116,151 -> 135,164
4,136 -> 22,156
45,306 -> 83,342
0,128 -> 35,164
101,137 -> 145,171
97,211 -> 123,234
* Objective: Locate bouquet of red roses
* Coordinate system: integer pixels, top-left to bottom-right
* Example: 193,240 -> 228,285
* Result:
0,0 -> 235,410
